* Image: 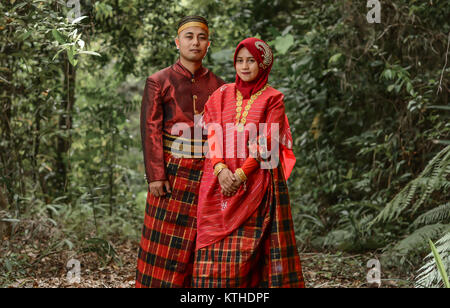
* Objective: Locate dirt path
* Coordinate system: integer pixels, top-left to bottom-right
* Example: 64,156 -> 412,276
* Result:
3,241 -> 412,288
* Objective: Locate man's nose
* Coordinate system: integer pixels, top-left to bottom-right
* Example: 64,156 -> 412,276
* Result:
192,37 -> 200,46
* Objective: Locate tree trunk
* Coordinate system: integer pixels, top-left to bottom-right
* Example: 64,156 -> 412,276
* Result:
55,56 -> 76,196
0,185 -> 10,240
0,61 -> 15,207
109,131 -> 116,216
32,100 -> 40,184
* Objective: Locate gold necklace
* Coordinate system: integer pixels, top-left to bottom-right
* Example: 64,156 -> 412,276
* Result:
235,84 -> 269,132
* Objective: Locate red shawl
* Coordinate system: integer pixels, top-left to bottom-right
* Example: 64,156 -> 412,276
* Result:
196,85 -> 296,250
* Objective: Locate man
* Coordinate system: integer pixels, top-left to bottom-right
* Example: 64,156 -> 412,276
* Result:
136,16 -> 225,288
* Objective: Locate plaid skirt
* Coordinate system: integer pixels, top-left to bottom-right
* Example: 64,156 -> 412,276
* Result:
136,149 -> 204,288
192,165 -> 305,288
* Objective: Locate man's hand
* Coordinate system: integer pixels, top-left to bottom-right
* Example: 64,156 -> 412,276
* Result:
149,180 -> 171,197
218,169 -> 238,197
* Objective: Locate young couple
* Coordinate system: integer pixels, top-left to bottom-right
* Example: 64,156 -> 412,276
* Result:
136,16 -> 305,288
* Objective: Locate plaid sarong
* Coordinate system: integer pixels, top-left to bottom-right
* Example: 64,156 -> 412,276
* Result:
136,134 -> 206,288
192,165 -> 305,288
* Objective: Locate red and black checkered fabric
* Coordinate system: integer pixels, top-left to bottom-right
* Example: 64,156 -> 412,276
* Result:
136,150 -> 204,288
192,165 -> 305,288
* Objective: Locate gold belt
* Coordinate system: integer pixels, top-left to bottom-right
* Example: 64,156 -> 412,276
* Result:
163,132 -> 207,158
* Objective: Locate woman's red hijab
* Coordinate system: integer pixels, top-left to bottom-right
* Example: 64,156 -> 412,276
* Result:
234,37 -> 273,99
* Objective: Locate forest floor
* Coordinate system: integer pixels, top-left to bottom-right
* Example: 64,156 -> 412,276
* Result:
1,239 -> 414,288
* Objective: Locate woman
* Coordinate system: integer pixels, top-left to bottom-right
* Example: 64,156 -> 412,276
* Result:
193,37 -> 305,288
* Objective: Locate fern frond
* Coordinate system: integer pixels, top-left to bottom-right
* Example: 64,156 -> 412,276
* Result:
416,232 -> 450,288
372,145 -> 450,224
412,203 -> 450,227
394,224 -> 450,254
412,148 -> 450,214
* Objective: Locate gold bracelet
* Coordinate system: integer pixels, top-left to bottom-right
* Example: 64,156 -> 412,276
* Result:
213,163 -> 228,176
234,168 -> 247,182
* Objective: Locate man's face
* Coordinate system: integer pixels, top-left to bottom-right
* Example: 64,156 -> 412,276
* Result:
176,27 -> 209,62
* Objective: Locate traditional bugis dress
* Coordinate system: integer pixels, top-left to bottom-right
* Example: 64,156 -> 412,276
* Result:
136,60 -> 225,288
192,38 -> 305,288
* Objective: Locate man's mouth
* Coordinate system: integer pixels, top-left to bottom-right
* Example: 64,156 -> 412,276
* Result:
190,49 -> 201,53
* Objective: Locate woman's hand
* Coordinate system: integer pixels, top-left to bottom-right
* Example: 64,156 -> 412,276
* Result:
228,174 -> 243,194
218,169 -> 238,196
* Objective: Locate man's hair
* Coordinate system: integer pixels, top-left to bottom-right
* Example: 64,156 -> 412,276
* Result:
177,16 -> 209,29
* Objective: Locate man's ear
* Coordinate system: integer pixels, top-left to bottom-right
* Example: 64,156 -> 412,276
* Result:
175,37 -> 180,49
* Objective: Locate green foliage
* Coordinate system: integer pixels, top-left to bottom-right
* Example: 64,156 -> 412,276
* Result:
0,0 -> 161,253
259,1 -> 449,255
394,224 -> 450,254
428,238 -> 450,288
81,238 -> 121,266
369,144 -> 449,273
373,146 -> 450,224
416,233 -> 450,288
413,203 -> 450,227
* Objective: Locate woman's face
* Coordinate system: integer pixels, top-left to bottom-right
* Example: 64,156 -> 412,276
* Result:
235,47 -> 259,82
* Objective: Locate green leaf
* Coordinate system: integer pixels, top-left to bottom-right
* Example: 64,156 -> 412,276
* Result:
427,105 -> 450,111
345,168 -> 353,180
297,55 -> 312,67
273,34 -> 294,55
67,47 -> 77,66
382,69 -> 394,80
432,140 -> 450,145
5,259 -> 12,272
328,53 -> 342,65
406,82 -> 413,94
52,29 -> 66,44
429,239 -> 450,288
71,16 -> 88,25
77,39 -> 85,49
52,48 -> 65,61
11,1 -> 27,12
211,49 -> 234,62
18,31 -> 32,42
0,218 -> 20,223
78,51 -> 101,57
281,25 -> 293,36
